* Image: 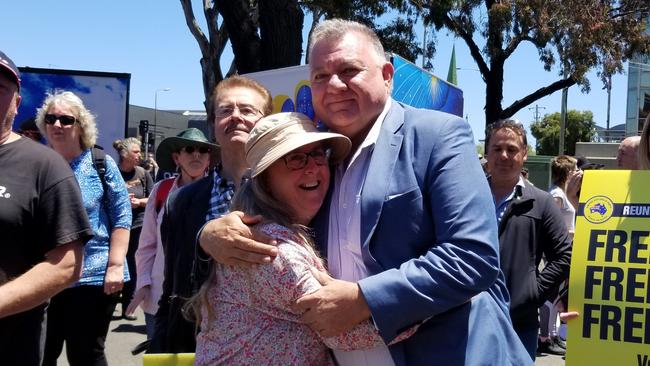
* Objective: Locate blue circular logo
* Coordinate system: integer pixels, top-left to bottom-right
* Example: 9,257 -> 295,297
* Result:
584,195 -> 614,224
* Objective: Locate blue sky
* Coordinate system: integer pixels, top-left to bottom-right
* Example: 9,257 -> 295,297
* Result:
2,1 -> 629,144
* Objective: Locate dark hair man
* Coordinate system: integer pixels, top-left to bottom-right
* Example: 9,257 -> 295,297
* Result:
0,50 -> 93,365
485,119 -> 572,360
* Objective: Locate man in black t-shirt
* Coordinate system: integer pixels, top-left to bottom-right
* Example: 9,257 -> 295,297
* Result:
0,50 -> 94,366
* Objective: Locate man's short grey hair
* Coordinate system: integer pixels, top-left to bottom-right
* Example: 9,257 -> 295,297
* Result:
308,19 -> 387,63
35,90 -> 98,150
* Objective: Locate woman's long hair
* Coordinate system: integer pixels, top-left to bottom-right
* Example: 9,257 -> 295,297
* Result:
183,170 -> 321,326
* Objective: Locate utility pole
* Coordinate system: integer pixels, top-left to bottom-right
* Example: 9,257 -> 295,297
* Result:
422,22 -> 427,68
528,104 -> 546,124
559,67 -> 569,155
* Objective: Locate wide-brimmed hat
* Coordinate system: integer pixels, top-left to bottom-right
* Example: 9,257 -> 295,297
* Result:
156,128 -> 219,172
245,112 -> 351,177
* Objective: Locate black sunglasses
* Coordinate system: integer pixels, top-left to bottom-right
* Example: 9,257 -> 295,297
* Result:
180,146 -> 211,154
44,114 -> 76,126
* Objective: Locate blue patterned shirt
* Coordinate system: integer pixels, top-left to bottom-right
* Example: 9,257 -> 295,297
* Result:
69,149 -> 132,286
206,166 -> 235,221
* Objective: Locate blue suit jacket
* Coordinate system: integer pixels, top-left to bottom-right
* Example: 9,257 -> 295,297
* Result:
314,102 -> 532,365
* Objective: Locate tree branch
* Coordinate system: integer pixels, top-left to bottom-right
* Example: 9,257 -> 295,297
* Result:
443,14 -> 489,78
217,22 -> 229,56
502,77 -> 577,118
180,0 -> 209,55
503,34 -> 537,60
204,0 -> 218,43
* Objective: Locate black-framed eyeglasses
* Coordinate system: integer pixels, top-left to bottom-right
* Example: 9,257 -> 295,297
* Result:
282,148 -> 331,170
180,146 -> 211,154
44,114 -> 76,126
215,105 -> 262,120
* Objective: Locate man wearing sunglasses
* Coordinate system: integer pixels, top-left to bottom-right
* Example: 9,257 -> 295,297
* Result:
148,75 -> 273,353
0,50 -> 93,365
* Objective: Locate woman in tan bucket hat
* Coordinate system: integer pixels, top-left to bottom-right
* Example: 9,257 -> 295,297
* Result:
189,112 -> 415,365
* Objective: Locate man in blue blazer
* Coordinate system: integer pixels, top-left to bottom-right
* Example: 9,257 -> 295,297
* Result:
200,19 -> 531,365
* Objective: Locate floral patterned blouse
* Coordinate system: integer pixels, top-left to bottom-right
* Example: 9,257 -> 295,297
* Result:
195,223 -> 414,365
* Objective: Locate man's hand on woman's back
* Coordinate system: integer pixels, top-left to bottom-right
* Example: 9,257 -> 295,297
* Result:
199,211 -> 278,266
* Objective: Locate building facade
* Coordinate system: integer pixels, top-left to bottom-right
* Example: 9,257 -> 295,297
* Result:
625,16 -> 650,136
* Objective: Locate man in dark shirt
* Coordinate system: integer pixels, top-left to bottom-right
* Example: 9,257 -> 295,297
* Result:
486,119 -> 572,360
0,50 -> 94,366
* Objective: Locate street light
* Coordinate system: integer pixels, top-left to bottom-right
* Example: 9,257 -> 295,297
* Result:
154,88 -> 171,151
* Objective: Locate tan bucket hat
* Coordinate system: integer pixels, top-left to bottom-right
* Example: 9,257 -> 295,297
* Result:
245,112 -> 351,177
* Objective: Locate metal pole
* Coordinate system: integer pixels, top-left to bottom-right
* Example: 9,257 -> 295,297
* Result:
153,88 -> 171,153
559,68 -> 568,155
422,23 -> 427,68
606,75 -> 611,141
154,92 -> 158,147
144,129 -> 149,161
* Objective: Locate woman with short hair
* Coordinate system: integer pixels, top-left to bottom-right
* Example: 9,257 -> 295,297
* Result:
113,137 -> 154,320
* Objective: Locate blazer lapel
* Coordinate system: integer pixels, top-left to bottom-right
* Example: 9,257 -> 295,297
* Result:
360,102 -> 404,249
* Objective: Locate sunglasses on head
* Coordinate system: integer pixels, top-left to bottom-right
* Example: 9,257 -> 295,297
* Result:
44,114 -> 76,126
180,146 -> 211,154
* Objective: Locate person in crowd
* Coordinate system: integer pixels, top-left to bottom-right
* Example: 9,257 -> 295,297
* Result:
113,137 -> 154,320
485,119 -> 572,360
126,128 -> 218,340
148,75 -> 273,353
638,116 -> 650,169
17,117 -> 43,142
570,156 -> 604,210
536,154 -> 580,356
617,135 -> 640,169
142,156 -> 159,181
192,112 -> 418,365
198,19 -> 531,365
548,155 -> 580,242
0,51 -> 93,366
36,90 -> 132,366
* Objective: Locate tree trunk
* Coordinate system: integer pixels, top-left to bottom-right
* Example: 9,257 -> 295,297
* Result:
217,0 -> 261,74
484,63 -> 504,136
259,0 -> 304,70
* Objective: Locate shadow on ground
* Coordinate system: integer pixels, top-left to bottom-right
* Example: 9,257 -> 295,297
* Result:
112,323 -> 146,334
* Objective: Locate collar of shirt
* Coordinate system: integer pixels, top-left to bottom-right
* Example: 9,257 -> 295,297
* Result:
493,175 -> 525,223
343,98 -> 392,170
328,97 -> 396,365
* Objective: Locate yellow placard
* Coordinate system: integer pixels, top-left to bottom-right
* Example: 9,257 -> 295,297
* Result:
142,353 -> 195,366
567,170 -> 650,365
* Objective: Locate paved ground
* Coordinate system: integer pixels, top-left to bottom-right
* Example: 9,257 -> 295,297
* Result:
53,306 -> 566,365
57,306 -> 147,366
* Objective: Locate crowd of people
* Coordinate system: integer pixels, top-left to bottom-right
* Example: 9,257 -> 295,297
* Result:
1,18 -> 650,366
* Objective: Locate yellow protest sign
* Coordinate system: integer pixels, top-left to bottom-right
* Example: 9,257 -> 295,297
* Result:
567,170 -> 650,366
142,353 -> 195,366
